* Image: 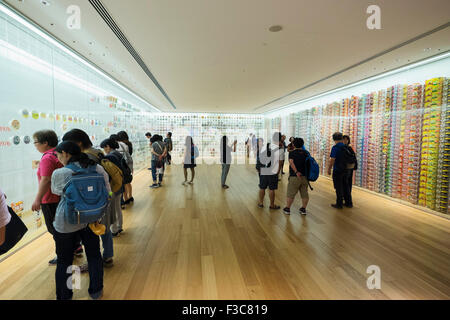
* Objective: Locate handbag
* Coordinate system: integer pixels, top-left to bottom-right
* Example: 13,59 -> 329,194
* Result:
0,206 -> 28,255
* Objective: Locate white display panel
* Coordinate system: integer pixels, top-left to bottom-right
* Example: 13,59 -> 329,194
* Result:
0,8 -> 158,251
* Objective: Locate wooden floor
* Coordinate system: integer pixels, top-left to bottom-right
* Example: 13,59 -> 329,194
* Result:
0,164 -> 449,300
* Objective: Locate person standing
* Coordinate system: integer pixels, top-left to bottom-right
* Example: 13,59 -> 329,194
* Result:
100,138 -> 126,237
283,138 -> 309,215
0,188 -> 11,247
245,133 -> 253,158
182,136 -> 197,185
150,135 -> 167,188
51,141 -> 106,300
255,137 -> 264,174
257,132 -> 281,210
117,131 -> 134,204
220,136 -> 237,189
145,132 -> 152,170
164,132 -> 173,165
278,135 -> 287,178
62,129 -> 109,271
343,135 -> 357,200
287,137 -> 295,153
327,132 -> 352,209
31,130 -> 65,265
110,134 -> 132,209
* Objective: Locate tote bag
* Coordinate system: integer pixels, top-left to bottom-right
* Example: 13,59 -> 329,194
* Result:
0,206 -> 28,255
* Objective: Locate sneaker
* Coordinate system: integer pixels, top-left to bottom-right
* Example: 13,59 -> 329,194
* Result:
182,181 -> 187,185
150,183 -> 159,188
222,184 -> 229,189
129,197 -> 134,202
79,263 -> 89,273
158,182 -> 162,187
112,231 -> 120,237
299,207 -> 307,215
74,246 -> 83,257
103,258 -> 114,268
118,229 -> 123,234
345,203 -> 353,208
48,257 -> 58,265
331,204 -> 343,209
257,203 -> 264,208
283,207 -> 291,215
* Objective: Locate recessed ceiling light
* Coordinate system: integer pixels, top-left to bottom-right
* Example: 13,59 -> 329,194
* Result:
269,25 -> 283,32
41,0 -> 51,6
73,40 -> 76,43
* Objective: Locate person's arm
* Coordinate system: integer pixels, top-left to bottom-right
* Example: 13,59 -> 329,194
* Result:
327,158 -> 335,176
289,159 -> 303,179
51,170 -> 64,196
151,145 -> 159,156
32,176 -> 51,211
233,141 -> 237,152
0,226 -> 5,246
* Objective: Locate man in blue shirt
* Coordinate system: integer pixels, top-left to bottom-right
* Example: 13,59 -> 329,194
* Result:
327,132 -> 352,209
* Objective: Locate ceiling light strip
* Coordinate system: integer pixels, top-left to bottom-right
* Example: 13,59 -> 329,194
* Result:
0,0 -> 160,113
89,0 -> 177,110
265,51 -> 450,116
255,21 -> 450,111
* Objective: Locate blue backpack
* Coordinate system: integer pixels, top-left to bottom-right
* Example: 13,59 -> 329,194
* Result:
63,164 -> 109,225
304,150 -> 320,182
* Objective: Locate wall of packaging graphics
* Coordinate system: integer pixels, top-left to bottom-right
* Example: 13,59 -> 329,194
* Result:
0,6 -> 265,254
268,73 -> 450,215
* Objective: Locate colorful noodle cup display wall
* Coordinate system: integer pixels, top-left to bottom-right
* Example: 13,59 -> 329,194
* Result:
275,77 -> 449,215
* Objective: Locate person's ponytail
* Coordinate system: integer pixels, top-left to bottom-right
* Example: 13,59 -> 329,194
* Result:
55,141 -> 95,168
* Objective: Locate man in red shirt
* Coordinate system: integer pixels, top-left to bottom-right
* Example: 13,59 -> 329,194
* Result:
32,130 -> 82,265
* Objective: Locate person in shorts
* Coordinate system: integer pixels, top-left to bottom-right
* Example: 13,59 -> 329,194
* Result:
257,132 -> 281,210
283,138 -> 309,215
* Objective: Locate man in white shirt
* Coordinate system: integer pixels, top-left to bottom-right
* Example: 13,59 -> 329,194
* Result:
257,132 -> 282,210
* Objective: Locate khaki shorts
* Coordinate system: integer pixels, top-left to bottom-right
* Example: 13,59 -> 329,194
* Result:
287,176 -> 309,199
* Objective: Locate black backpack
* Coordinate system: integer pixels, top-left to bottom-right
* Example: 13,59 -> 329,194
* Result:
120,156 -> 133,184
339,145 -> 357,170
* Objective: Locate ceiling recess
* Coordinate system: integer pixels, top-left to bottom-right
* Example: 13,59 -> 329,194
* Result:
88,0 -> 176,110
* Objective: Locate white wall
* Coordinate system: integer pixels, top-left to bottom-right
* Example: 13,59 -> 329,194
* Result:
266,54 -> 450,117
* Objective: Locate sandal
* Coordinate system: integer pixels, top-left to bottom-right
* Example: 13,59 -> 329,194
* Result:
269,205 -> 281,210
257,203 -> 264,208
188,181 -> 194,184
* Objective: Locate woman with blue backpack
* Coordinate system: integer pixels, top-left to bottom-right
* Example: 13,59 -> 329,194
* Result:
51,141 -> 109,300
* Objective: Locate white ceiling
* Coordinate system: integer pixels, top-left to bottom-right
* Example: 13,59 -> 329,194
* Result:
4,0 -> 450,113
